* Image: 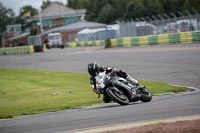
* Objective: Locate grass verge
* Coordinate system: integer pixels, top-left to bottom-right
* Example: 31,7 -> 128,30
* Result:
0,69 -> 187,119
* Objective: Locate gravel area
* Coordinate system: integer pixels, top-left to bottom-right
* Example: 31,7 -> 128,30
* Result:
103,119 -> 200,133
69,115 -> 200,133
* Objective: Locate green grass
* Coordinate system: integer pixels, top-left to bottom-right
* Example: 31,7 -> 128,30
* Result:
138,80 -> 187,94
0,69 -> 187,119
142,122 -> 166,127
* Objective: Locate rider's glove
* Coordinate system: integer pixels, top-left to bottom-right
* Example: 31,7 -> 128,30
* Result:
106,67 -> 116,73
93,88 -> 100,94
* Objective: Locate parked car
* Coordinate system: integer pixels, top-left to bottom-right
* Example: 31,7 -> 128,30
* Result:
158,29 -> 178,34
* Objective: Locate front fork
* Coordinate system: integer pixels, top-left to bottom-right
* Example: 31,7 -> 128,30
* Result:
111,80 -> 136,101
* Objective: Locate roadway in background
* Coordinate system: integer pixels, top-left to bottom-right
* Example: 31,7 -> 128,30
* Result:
0,43 -> 200,133
0,43 -> 200,88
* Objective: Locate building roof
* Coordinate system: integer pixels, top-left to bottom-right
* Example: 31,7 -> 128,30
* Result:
40,21 -> 107,36
8,32 -> 30,41
32,2 -> 86,20
7,21 -> 106,40
78,28 -> 107,34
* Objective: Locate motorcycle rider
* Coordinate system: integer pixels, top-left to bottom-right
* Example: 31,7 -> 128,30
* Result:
88,62 -> 139,102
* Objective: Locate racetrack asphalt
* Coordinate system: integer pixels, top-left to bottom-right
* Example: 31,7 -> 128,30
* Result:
1,43 -> 200,88
0,43 -> 200,133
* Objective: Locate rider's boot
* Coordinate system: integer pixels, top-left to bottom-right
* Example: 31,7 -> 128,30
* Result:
126,75 -> 145,90
126,75 -> 138,99
136,83 -> 146,90
126,75 -> 138,85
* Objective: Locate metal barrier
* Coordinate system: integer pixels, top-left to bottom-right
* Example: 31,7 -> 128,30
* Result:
75,11 -> 199,43
118,14 -> 199,38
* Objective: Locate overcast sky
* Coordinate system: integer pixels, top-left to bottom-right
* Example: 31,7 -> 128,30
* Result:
0,0 -> 67,15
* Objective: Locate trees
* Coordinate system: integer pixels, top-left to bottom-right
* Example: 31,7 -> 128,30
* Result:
0,2 -> 15,34
41,0 -> 64,10
0,2 -> 15,47
98,3 -> 117,24
15,5 -> 38,32
143,0 -> 164,16
113,0 -> 130,21
67,0 -> 199,24
124,0 -> 146,20
0,0 -> 199,33
0,2 -> 39,47
19,5 -> 38,18
41,0 -> 51,10
184,0 -> 200,12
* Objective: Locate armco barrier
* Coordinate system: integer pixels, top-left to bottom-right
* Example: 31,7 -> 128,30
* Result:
105,31 -> 200,48
0,46 -> 34,55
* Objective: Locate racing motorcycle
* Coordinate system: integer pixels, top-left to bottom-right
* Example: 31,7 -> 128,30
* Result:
95,71 -> 152,105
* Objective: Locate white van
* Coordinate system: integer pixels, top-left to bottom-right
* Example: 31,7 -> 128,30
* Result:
47,33 -> 64,49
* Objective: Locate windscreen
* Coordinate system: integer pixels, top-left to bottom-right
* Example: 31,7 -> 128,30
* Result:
48,35 -> 61,41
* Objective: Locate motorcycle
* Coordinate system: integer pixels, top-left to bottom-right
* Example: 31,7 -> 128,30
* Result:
95,71 -> 152,105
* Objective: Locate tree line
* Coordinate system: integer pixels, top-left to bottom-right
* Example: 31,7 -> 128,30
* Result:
68,0 -> 200,24
0,0 -> 199,37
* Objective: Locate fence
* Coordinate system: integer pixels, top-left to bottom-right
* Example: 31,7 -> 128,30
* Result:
74,11 -> 199,42
77,28 -> 117,42
118,13 -> 199,38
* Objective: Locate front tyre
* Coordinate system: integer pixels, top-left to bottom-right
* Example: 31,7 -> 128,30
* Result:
139,87 -> 152,102
60,45 -> 65,49
107,89 -> 129,105
103,95 -> 112,103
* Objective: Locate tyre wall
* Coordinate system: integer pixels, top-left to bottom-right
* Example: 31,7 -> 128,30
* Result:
68,40 -> 105,47
0,46 -> 34,55
105,31 -> 200,48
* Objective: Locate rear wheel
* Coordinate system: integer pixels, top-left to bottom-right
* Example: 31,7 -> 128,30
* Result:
107,89 -> 129,105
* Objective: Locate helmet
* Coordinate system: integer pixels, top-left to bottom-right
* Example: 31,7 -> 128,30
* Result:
88,62 -> 99,76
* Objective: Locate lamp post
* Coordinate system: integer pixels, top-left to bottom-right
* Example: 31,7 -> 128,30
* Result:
192,8 -> 199,31
38,9 -> 43,33
141,17 -> 146,35
185,10 -> 192,31
177,11 -> 184,32
170,12 -> 178,31
136,18 -> 141,36
152,15 -> 159,34
146,16 -> 152,34
158,14 -> 165,32
164,13 -> 171,30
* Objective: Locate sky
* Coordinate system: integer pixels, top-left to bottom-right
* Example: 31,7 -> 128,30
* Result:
0,0 -> 67,15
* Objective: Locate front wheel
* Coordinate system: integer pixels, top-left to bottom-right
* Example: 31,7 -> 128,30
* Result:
138,87 -> 152,102
107,89 -> 129,105
60,45 -> 65,49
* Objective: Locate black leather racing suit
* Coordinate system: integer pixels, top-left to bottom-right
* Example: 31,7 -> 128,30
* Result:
89,66 -> 128,93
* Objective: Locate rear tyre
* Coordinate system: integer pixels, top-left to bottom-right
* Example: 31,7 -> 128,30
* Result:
107,89 -> 129,105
